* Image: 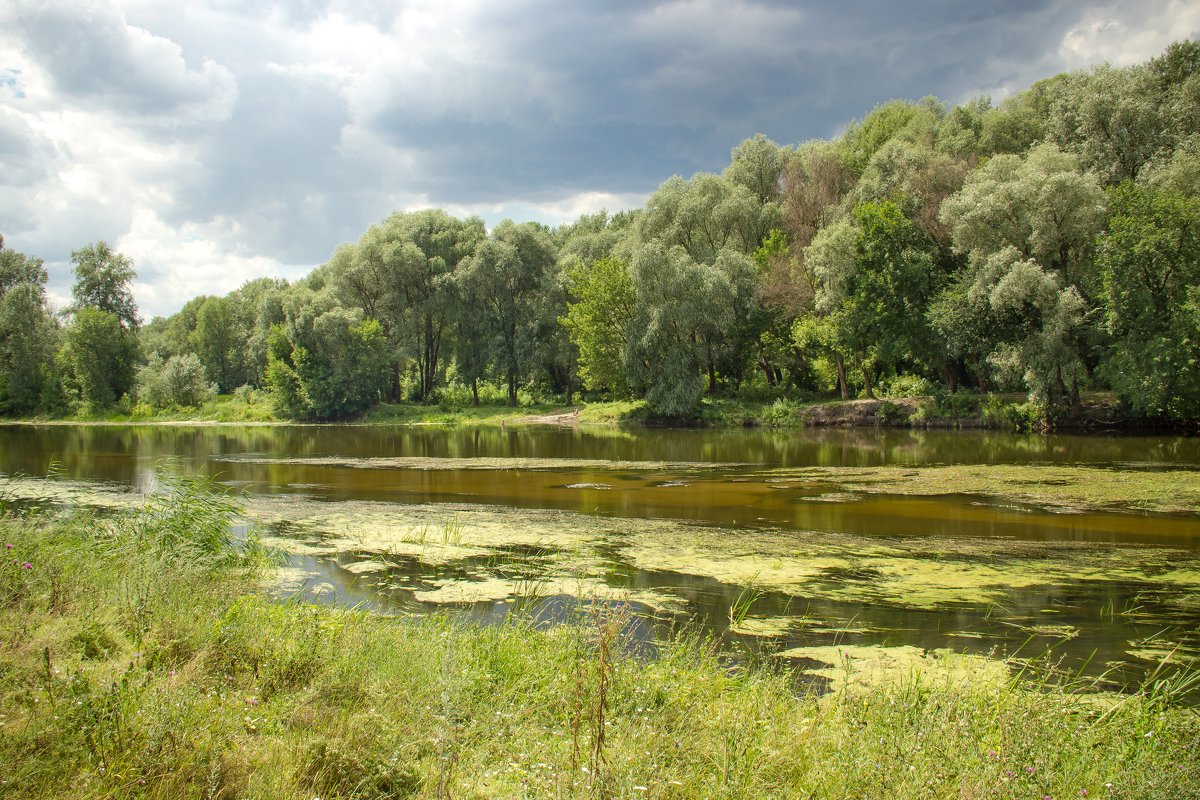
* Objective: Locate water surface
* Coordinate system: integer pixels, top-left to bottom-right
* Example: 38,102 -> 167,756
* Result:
3,423 -> 1198,691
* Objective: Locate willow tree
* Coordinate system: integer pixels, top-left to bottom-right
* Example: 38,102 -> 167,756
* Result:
939,145 -> 1106,412
334,210 -> 485,400
458,221 -> 557,406
625,242 -> 732,416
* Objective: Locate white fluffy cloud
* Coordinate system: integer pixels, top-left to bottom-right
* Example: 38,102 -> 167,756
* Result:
1,0 -> 1196,317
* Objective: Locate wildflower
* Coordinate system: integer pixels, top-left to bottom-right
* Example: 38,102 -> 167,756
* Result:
4,543 -> 12,549
1027,766 -> 1037,775
21,562 -> 32,570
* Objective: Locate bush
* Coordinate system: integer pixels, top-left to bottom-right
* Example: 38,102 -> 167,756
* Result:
137,354 -> 216,409
880,374 -> 936,398
933,390 -> 979,419
761,398 -> 805,428
982,394 -> 1047,431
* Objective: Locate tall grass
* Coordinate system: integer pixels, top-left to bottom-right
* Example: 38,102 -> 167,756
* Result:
1,486 -> 1198,799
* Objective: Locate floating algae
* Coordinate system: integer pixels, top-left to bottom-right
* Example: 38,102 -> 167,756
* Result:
777,644 -> 1011,693
729,616 -> 796,637
213,454 -> 751,472
758,464 -> 1200,514
7,470 -> 1200,692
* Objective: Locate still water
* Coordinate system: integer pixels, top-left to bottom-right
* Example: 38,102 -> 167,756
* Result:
3,423 -> 1198,691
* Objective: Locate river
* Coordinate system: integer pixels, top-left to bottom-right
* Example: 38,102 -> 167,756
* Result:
3,423 -> 1198,692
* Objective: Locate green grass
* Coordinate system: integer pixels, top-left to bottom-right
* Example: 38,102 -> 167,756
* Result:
22,394 -> 279,424
2,484 -> 1198,798
357,401 -> 568,426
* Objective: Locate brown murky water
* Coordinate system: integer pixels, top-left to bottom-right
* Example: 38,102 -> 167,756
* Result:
3,423 -> 1198,691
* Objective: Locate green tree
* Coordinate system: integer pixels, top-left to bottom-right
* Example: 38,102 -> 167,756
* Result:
69,241 -> 140,329
266,290 -> 390,420
335,210 -> 485,401
940,145 -> 1106,411
806,202 -> 935,396
0,238 -> 60,414
561,256 -> 635,393
60,307 -> 139,408
1096,183 -> 1200,417
625,243 -> 732,416
191,295 -> 248,393
458,221 -> 557,406
137,353 -> 216,408
724,134 -> 787,204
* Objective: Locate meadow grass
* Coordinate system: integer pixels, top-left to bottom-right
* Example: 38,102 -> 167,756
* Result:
2,486 -> 1198,799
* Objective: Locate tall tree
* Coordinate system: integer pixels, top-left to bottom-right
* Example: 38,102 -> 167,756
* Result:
191,295 -> 248,393
60,308 -> 139,408
0,238 -> 59,414
69,241 -> 140,330
335,210 -> 485,401
625,243 -> 732,415
561,256 -> 636,394
458,221 -> 557,406
266,289 -> 390,420
1097,183 -> 1200,418
806,202 -> 935,396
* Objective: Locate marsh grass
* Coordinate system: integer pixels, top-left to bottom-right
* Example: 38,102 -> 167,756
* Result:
2,488 -> 1199,799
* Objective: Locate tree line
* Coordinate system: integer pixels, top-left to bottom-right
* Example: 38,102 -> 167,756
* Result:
2,41 -> 1198,421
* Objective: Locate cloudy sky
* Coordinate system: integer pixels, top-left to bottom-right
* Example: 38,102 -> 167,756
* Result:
1,0 -> 1197,318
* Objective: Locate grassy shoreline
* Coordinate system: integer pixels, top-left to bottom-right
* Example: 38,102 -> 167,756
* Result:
7,390 -> 1196,433
3,485 -> 1199,799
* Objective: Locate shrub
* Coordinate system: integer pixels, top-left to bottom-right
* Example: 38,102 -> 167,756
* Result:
982,393 -> 1047,431
933,389 -> 979,419
138,354 -> 216,409
880,374 -> 936,398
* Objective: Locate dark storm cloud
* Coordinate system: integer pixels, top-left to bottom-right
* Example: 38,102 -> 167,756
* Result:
351,0 -> 1108,206
5,0 -> 236,121
1,0 -> 1194,316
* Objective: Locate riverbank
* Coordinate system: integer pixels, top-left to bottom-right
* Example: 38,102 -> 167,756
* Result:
10,390 -> 1194,433
2,486 -> 1197,799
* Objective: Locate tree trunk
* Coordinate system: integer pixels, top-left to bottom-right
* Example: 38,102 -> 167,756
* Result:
507,369 -> 517,407
862,364 -> 875,399
471,378 -> 479,407
942,364 -> 958,394
836,355 -> 849,400
389,361 -> 402,402
706,339 -> 717,392
760,357 -> 776,387
969,354 -> 987,392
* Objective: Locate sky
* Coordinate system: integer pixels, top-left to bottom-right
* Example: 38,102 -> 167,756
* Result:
1,1 -> 1198,319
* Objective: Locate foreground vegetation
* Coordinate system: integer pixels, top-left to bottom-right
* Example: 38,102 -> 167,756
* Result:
4,42 -> 1200,426
3,484 -> 1199,799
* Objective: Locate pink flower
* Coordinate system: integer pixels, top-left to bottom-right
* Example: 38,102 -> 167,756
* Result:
21,562 -> 32,570
4,543 -> 12,549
